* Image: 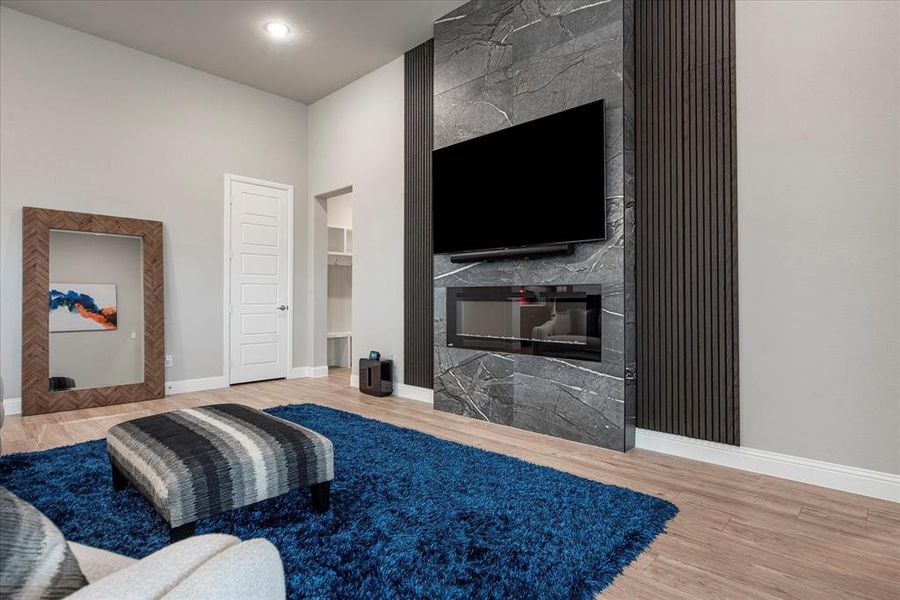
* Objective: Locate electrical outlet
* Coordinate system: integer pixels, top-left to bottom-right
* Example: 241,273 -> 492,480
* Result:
164,354 -> 173,368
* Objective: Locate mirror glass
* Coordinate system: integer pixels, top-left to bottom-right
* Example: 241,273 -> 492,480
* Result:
48,230 -> 144,391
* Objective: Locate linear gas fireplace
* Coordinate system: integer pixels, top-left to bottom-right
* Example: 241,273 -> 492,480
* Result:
446,285 -> 603,362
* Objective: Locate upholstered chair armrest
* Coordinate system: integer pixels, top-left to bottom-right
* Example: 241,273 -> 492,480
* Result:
66,534 -> 241,600
69,541 -> 137,583
162,538 -> 286,600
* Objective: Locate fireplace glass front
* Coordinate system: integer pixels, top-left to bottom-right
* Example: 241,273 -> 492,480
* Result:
446,285 -> 603,362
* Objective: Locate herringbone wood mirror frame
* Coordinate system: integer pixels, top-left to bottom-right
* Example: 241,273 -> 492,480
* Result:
21,207 -> 164,415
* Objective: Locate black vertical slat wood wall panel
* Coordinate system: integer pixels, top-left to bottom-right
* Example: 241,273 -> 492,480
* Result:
403,40 -> 434,389
635,0 -> 738,444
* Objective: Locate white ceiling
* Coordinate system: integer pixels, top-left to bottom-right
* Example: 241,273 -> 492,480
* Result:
0,0 -> 464,104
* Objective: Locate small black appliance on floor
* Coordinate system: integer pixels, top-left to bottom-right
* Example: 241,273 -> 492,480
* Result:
359,357 -> 392,397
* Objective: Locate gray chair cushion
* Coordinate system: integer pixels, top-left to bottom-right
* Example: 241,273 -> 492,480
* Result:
0,486 -> 88,599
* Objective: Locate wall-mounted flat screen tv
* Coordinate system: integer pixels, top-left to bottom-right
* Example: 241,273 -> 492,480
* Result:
432,98 -> 606,255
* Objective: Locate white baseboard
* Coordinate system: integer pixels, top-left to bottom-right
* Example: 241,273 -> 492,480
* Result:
289,366 -> 330,379
165,376 -> 228,396
289,367 -> 310,379
394,383 -> 434,404
309,366 -> 329,378
347,376 -> 433,404
2,397 -> 22,416
635,428 -> 900,503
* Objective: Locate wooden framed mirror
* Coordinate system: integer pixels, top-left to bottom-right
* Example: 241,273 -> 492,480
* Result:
21,207 -> 164,416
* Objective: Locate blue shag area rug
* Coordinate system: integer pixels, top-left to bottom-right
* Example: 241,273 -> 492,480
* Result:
0,404 -> 676,599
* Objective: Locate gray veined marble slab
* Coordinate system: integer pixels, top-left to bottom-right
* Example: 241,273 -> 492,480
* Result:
434,350 -> 516,423
433,0 -> 635,452
511,354 -> 625,449
434,71 -> 514,151
434,348 -> 626,449
435,0 -> 625,97
433,0 -> 520,96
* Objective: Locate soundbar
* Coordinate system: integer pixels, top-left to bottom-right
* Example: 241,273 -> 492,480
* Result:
449,243 -> 574,264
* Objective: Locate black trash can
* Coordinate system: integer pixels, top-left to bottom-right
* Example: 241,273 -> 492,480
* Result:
358,358 -> 393,397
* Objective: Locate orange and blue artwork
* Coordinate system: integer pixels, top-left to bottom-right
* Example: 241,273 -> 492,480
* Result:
49,283 -> 118,331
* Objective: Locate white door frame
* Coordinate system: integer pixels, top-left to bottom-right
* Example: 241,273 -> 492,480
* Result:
223,173 -> 294,384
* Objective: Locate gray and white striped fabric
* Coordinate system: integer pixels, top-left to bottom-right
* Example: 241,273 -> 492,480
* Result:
0,486 -> 88,600
107,404 -> 334,528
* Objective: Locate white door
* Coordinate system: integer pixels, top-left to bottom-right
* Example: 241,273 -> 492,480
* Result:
228,178 -> 291,384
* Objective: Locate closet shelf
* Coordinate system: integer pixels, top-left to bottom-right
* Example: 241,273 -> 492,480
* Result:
327,252 -> 352,266
327,226 -> 353,254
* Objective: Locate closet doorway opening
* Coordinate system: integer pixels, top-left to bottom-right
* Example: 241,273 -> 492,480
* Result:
325,191 -> 352,381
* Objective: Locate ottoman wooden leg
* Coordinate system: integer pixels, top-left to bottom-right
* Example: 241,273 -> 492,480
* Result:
170,521 -> 196,544
310,481 -> 331,513
111,461 -> 128,492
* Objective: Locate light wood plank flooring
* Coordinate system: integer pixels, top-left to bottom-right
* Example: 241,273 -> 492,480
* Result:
2,370 -> 898,599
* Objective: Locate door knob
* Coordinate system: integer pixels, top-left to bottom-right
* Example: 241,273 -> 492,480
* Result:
276,304 -> 289,311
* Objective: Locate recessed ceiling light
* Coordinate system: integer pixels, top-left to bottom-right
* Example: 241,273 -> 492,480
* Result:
264,22 -> 290,38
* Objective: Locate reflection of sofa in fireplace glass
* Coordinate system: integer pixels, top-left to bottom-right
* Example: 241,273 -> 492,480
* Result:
531,307 -> 601,347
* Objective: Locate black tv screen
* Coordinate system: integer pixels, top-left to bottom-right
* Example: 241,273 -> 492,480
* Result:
433,99 -> 606,255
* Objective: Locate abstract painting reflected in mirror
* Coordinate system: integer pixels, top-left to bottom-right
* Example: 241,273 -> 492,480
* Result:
48,230 -> 144,392
49,283 -> 118,331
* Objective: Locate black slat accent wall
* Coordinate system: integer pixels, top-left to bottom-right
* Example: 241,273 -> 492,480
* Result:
635,0 -> 739,444
404,39 -> 434,389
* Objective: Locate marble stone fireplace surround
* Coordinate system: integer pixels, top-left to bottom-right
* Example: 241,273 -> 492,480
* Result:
432,0 -> 636,452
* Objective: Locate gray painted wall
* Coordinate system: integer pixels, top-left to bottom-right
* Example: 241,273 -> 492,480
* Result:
0,7 -> 310,399
432,0 -> 635,451
307,58 -> 406,381
48,231 -> 144,389
736,0 -> 899,474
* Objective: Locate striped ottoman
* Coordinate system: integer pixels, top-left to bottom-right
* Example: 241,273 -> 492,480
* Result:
106,403 -> 334,542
